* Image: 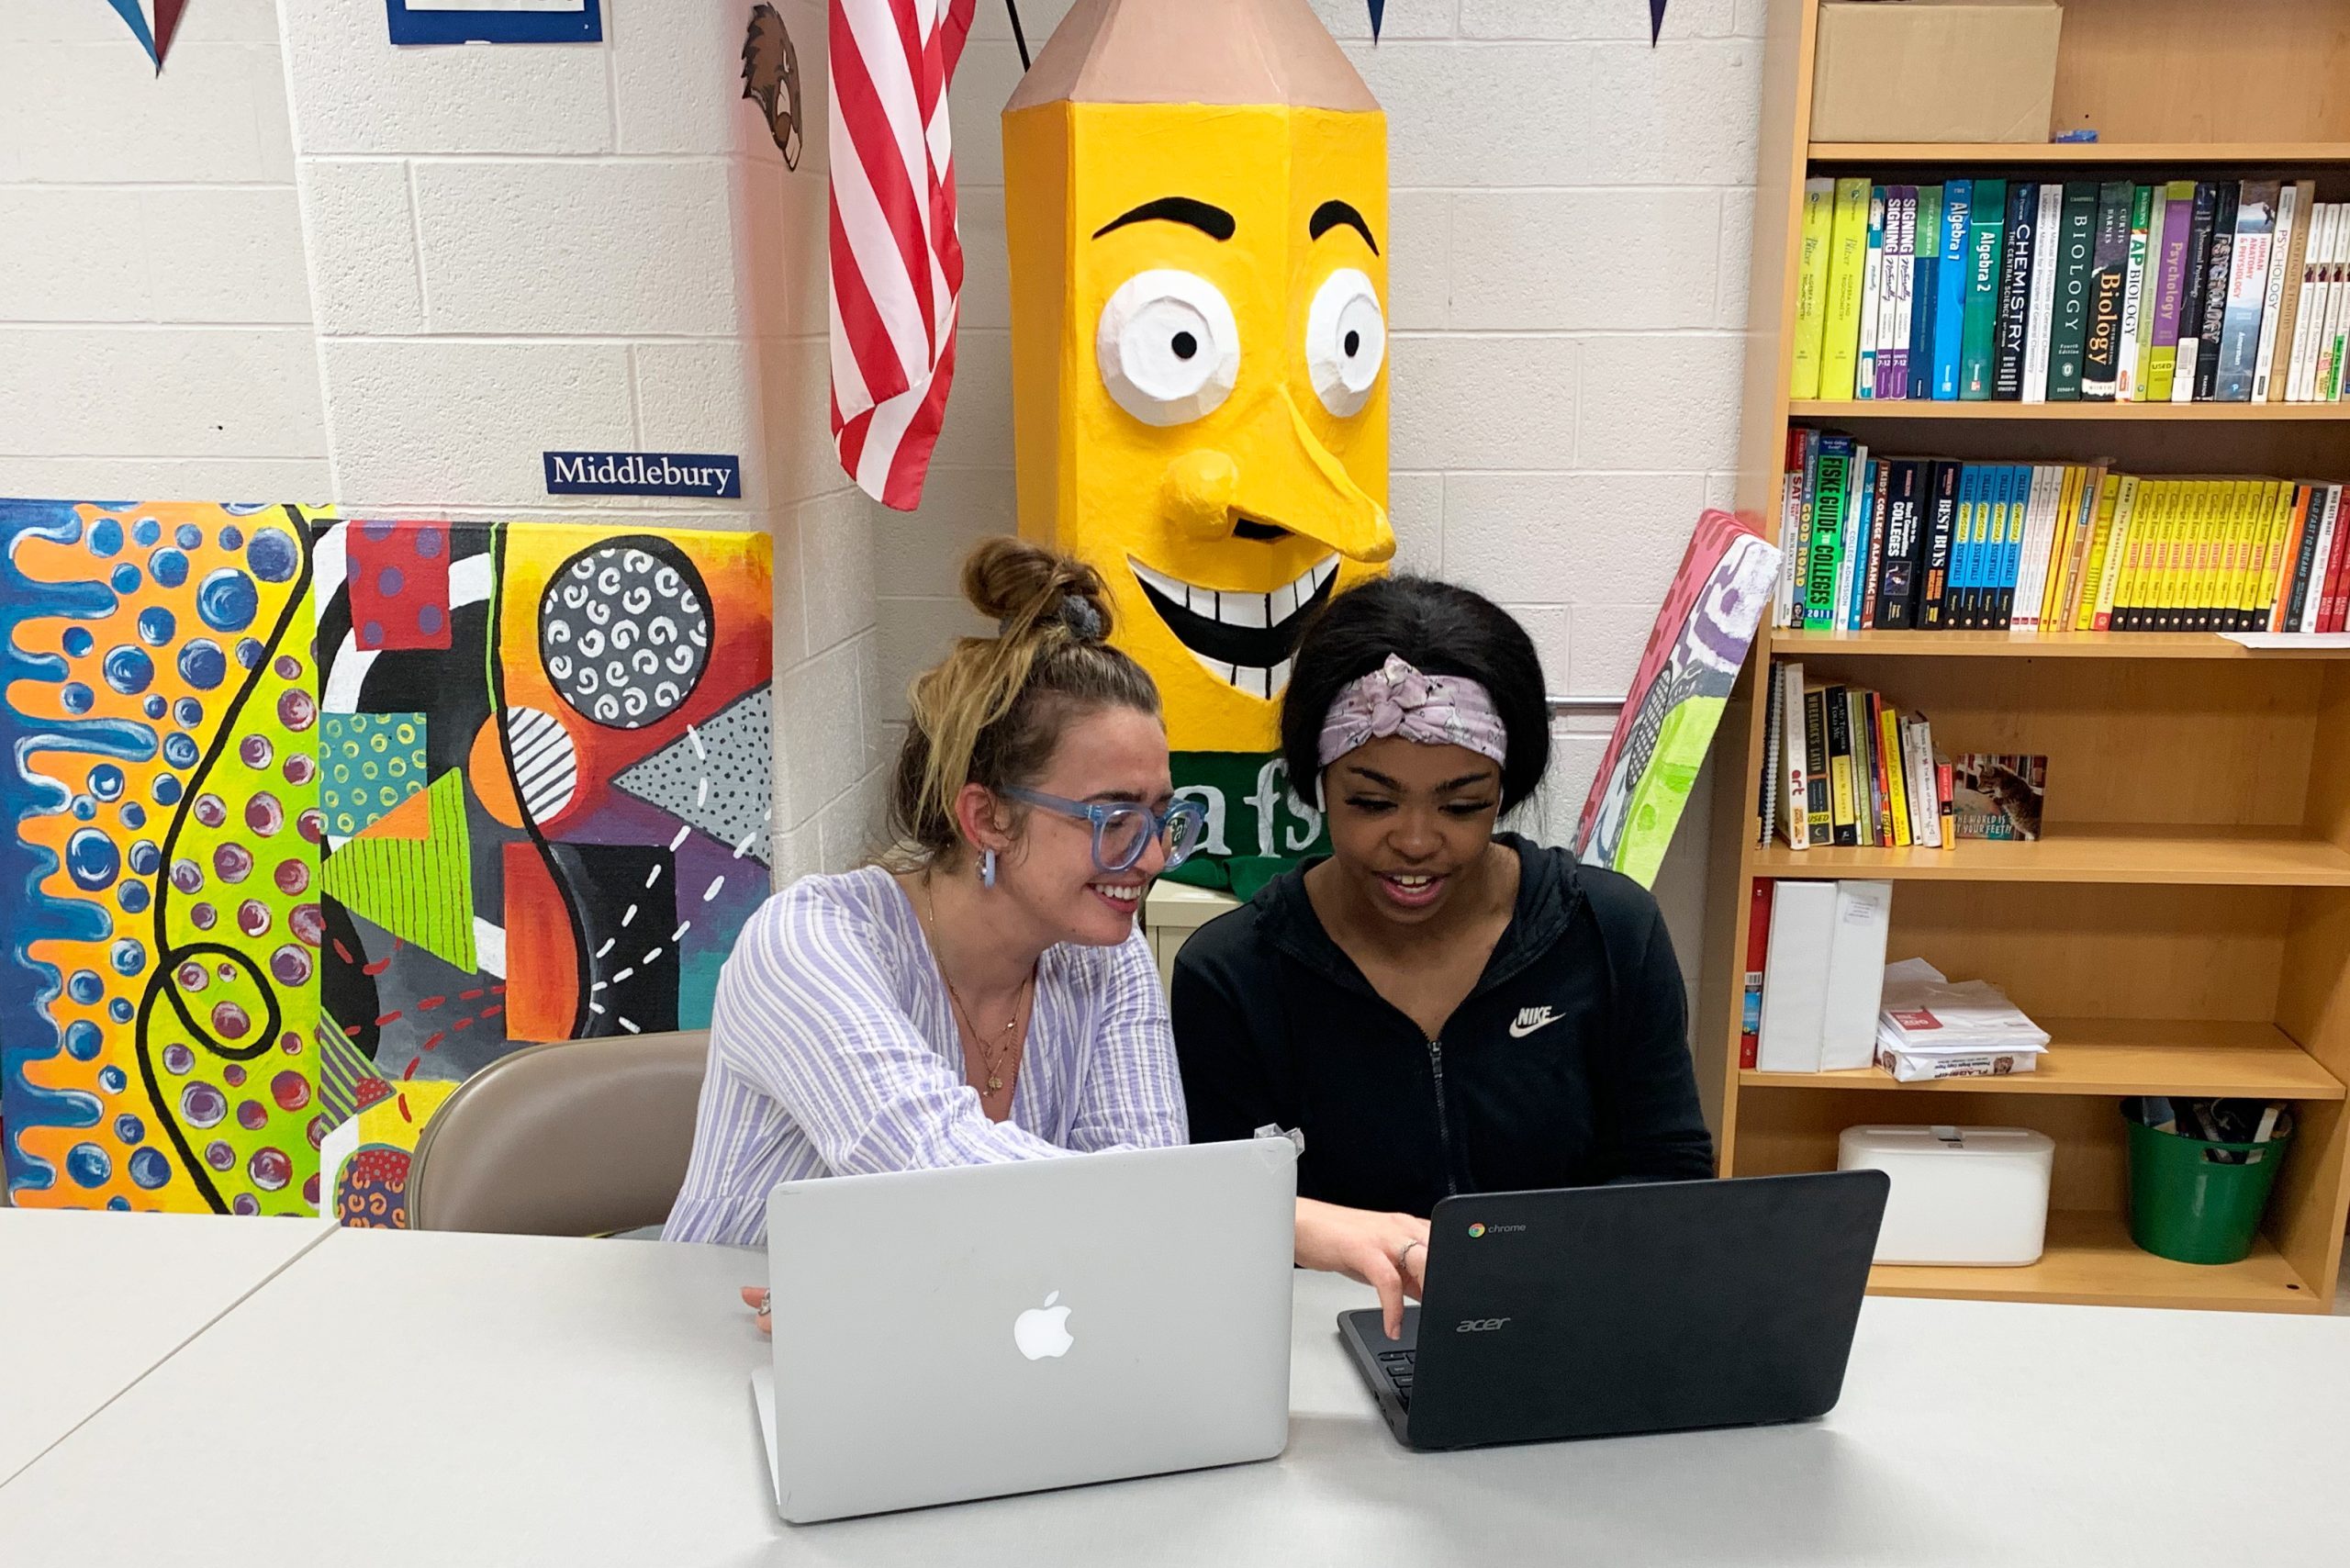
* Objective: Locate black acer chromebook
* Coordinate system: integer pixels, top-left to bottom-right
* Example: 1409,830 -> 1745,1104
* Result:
1339,1170 -> 1890,1450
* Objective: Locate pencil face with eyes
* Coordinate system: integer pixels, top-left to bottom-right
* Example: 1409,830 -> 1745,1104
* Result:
1002,2 -> 1393,754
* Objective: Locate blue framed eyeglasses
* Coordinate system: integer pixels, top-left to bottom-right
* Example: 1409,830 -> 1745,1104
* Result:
1002,788 -> 1209,873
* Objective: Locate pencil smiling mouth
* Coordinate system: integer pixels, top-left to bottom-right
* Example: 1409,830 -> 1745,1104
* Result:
1128,554 -> 1338,698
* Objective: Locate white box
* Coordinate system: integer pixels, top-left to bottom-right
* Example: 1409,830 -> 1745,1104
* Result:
1756,880 -> 1837,1072
1837,1124 -> 2054,1266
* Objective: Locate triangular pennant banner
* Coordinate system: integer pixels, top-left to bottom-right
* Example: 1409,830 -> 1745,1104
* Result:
152,0 -> 188,72
1367,0 -> 1384,41
99,0 -> 189,73
1651,0 -> 1669,45
102,0 -> 158,68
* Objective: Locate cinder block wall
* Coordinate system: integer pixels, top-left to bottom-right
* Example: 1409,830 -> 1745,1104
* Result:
0,0 -> 886,878
0,0 -> 1762,967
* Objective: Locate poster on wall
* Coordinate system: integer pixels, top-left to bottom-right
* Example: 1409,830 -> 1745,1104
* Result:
2,503 -> 773,1226
386,0 -> 602,46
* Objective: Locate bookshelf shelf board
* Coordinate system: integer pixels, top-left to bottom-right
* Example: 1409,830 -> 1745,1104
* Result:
1740,1020 -> 2345,1100
1787,400 -> 2350,423
1808,141 -> 2350,166
1769,630 -> 2350,660
1747,824 -> 2350,886
1865,1210 -> 2323,1314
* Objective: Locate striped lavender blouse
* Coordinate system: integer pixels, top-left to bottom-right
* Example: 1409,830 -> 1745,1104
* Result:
662,866 -> 1190,1246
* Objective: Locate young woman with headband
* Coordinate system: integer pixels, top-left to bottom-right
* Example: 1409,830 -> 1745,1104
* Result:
664,538 -> 1209,1278
1170,576 -> 1714,1338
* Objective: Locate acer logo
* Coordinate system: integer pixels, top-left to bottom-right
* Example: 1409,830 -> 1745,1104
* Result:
1455,1317 -> 1510,1333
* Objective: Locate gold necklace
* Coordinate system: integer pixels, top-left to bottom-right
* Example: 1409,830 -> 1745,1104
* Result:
923,873 -> 1035,1095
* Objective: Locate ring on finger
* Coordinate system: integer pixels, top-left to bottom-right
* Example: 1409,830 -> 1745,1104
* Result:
1396,1239 -> 1425,1270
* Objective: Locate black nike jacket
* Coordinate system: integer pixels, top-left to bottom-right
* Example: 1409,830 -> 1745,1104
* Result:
1169,834 -> 1715,1216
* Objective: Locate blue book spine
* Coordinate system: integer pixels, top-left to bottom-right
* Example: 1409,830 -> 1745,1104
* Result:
1908,186 -> 1943,400
1935,179 -> 1972,400
1908,254 -> 1937,398
1847,460 -> 1878,630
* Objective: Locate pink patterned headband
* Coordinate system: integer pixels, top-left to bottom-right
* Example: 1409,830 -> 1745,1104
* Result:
1316,655 -> 1511,771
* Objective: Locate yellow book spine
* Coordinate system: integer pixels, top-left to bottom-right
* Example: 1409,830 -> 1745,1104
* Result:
2176,483 -> 2206,629
2160,485 -> 2192,628
2058,470 -> 2096,630
2221,481 -> 2251,629
2233,482 -> 2266,628
2087,472 -> 2127,629
1819,178 -> 1872,402
2130,483 -> 2163,629
2199,482 -> 2228,625
2143,480 -> 2175,629
2261,481 -> 2299,626
2042,465 -> 2085,628
2209,482 -> 2236,630
1790,180 -> 1835,400
2114,476 -> 2152,628
1878,704 -> 1912,848
2070,466 -> 2110,631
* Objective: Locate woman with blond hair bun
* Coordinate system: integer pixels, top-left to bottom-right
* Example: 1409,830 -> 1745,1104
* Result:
664,538 -> 1209,1260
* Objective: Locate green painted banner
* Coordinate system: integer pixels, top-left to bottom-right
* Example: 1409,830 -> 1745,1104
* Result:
1158,750 -> 1327,900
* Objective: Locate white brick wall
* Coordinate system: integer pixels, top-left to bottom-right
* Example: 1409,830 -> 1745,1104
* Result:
877,0 -> 1765,969
0,0 -> 328,497
270,0 -> 884,877
0,1 -> 883,878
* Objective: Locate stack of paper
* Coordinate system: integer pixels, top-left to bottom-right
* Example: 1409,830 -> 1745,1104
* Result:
1874,958 -> 2051,1081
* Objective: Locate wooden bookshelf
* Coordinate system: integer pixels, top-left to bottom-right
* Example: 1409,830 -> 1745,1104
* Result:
1777,630 -> 2350,659
1867,1210 -> 2323,1313
1789,400 -> 2350,421
1696,0 -> 2350,1315
1812,142 -> 2350,166
1741,1017 -> 2346,1099
1750,826 -> 2350,887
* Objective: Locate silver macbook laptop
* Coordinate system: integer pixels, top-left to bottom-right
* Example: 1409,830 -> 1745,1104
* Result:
751,1138 -> 1298,1523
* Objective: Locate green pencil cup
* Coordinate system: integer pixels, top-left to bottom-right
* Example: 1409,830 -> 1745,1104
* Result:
2124,1114 -> 2292,1266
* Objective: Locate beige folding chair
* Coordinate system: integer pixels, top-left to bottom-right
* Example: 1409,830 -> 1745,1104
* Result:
406,1031 -> 711,1236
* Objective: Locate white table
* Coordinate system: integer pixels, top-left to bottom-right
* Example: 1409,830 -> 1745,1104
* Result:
0,1207 -> 330,1484
4,1226 -> 2348,1565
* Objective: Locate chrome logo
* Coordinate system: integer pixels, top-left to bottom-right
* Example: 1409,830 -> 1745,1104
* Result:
1467,1223 -> 1486,1238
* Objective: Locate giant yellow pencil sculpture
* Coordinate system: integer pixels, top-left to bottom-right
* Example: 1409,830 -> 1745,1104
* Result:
1003,0 -> 1393,891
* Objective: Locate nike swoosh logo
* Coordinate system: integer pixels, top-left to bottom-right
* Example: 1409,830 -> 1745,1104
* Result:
1509,1009 -> 1561,1039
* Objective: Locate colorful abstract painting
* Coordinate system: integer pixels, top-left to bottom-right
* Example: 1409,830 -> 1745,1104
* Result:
309,521 -> 772,1227
5,505 -> 776,1226
1574,510 -> 1779,889
3,501 -> 330,1215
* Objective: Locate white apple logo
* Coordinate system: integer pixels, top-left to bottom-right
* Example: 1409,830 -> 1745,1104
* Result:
1013,1291 -> 1075,1361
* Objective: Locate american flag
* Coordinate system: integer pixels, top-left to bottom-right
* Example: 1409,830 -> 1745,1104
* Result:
827,0 -> 979,510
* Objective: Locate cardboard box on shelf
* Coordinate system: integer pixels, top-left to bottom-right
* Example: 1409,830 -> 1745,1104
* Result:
1811,1 -> 2064,145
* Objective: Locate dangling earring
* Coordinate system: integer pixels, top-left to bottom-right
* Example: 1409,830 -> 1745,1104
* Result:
980,848 -> 998,889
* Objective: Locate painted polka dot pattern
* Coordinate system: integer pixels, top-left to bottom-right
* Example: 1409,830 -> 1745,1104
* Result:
319,711 -> 428,837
